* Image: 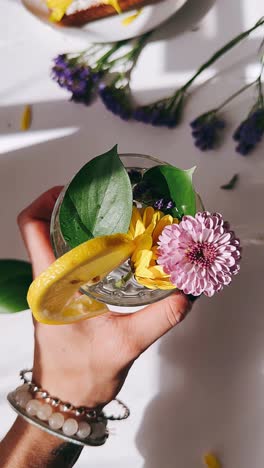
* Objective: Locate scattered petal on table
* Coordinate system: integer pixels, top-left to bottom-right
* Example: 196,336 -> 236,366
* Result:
220,173 -> 239,190
204,452 -> 222,468
20,105 -> 32,131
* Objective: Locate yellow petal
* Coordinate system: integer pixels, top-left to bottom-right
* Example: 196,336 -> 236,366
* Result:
132,205 -> 143,224
134,252 -> 174,286
135,269 -> 154,280
134,249 -> 153,271
148,265 -> 171,279
20,105 -> 32,131
136,275 -> 176,290
134,219 -> 146,238
103,0 -> 121,13
49,9 -> 64,21
122,8 -> 142,25
144,220 -> 156,237
46,0 -> 70,5
142,206 -> 155,227
47,0 -> 73,22
152,214 -> 174,244
152,210 -> 163,224
131,234 -> 153,263
204,453 -> 222,468
128,207 -> 143,238
135,234 -> 153,250
151,245 -> 159,260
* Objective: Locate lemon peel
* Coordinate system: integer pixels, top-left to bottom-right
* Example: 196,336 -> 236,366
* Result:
27,233 -> 135,324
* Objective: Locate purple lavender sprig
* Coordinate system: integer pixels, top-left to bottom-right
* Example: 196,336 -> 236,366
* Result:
99,81 -> 133,120
134,17 -> 264,128
190,66 -> 264,153
153,199 -> 175,211
233,107 -> 264,155
51,17 -> 264,132
51,54 -> 99,105
190,111 -> 225,150
98,33 -> 151,121
51,41 -> 130,105
233,70 -> 264,155
133,92 -> 185,128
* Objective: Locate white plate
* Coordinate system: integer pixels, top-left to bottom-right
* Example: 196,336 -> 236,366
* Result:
22,0 -> 187,42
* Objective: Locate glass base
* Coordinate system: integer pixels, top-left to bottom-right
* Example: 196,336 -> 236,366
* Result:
80,260 -> 173,307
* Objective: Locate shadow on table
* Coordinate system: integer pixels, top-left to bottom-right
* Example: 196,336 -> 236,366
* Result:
135,240 -> 264,467
149,0 -> 259,78
151,0 -> 216,41
1,88 -> 264,468
0,78 -> 263,259
0,88 -> 198,260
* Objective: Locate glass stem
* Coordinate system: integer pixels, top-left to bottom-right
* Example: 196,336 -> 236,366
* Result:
115,270 -> 133,288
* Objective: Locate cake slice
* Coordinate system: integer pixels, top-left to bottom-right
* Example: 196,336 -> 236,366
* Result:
46,0 -> 161,27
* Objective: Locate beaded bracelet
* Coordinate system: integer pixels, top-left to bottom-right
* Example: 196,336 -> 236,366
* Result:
7,369 -> 130,447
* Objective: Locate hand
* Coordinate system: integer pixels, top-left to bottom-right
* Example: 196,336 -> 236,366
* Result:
17,187 -> 192,409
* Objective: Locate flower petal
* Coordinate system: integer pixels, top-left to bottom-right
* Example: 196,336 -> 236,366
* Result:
158,211 -> 241,296
152,215 -> 175,244
136,275 -> 176,290
142,206 -> 156,227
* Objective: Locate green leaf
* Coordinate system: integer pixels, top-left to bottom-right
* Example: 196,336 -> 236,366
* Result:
143,165 -> 196,217
0,260 -> 32,314
60,145 -> 133,248
59,191 -> 94,247
220,173 -> 239,190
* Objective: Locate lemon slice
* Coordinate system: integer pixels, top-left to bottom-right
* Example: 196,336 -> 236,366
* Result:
27,234 -> 135,325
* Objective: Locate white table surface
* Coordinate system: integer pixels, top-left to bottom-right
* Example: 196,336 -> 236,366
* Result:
1,0 -> 264,466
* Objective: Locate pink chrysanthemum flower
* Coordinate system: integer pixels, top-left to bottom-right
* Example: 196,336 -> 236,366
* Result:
157,212 -> 241,297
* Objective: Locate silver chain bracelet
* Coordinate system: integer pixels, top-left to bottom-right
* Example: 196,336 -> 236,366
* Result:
19,369 -> 130,420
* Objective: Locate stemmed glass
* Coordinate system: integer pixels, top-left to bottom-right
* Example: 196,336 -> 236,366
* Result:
50,153 -> 202,307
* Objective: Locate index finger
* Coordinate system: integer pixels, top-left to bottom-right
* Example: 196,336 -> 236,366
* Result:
17,186 -> 63,277
18,186 -> 63,223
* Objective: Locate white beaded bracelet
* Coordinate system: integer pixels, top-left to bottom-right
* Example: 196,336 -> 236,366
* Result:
8,384 -> 108,446
7,369 -> 130,447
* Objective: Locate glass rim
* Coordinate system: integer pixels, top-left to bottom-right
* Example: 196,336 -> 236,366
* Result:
118,153 -> 168,164
49,152 -> 176,307
50,153 -> 168,252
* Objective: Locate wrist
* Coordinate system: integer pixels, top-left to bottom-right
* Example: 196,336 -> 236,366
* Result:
1,417 -> 81,468
32,327 -> 116,408
7,375 -> 109,449
32,365 -> 104,409
32,352 -> 120,409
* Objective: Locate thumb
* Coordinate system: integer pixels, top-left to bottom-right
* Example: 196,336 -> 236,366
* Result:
129,291 -> 192,355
